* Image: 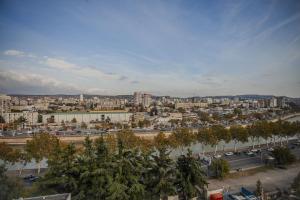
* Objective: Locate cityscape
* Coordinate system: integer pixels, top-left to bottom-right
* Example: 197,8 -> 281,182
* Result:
1,1 -> 300,200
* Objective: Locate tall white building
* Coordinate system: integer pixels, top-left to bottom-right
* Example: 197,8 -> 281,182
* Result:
80,94 -> 84,102
270,97 -> 277,108
0,94 -> 11,114
134,92 -> 152,107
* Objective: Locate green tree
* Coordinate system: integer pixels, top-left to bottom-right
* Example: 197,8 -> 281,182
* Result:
71,118 -> 77,123
210,125 -> 228,155
81,122 -> 88,129
255,179 -> 263,198
291,171 -> 300,197
0,115 -> 5,123
230,125 -> 248,152
210,158 -> 230,179
272,147 -> 296,165
169,128 -> 195,153
153,132 -> 170,149
176,149 -> 207,200
37,114 -> 43,123
25,133 -> 59,174
0,164 -> 23,200
148,147 -> 177,200
197,128 -> 214,156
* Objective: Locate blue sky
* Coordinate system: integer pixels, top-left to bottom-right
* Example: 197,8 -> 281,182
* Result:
0,0 -> 299,97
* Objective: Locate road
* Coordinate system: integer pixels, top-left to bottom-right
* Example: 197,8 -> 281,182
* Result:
208,162 -> 300,193
199,139 -> 300,172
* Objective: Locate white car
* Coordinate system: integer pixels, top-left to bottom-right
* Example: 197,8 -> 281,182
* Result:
224,152 -> 234,156
267,148 -> 274,152
246,152 -> 255,156
214,154 -> 222,159
250,149 -> 258,153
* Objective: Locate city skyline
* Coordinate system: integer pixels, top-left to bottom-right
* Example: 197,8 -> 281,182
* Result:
0,0 -> 300,97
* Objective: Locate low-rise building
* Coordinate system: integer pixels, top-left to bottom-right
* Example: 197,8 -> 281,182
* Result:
175,102 -> 208,109
42,111 -> 133,124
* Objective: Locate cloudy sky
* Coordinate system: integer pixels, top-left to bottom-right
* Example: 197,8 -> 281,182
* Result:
0,0 -> 299,97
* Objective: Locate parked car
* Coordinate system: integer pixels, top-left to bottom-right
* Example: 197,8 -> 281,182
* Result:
246,151 -> 255,157
214,154 -> 222,159
267,147 -> 274,152
250,149 -> 259,153
224,152 -> 234,156
23,175 -> 39,182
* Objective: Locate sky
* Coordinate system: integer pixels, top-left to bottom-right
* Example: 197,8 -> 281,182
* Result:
0,0 -> 299,97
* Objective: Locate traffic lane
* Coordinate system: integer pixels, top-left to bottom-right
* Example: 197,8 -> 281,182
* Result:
227,156 -> 263,170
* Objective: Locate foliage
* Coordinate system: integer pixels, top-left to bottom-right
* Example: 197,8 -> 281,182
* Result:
255,179 -> 263,197
25,133 -> 60,174
35,134 -> 208,200
147,147 -> 177,200
153,132 -> 170,149
0,142 -> 20,164
0,164 -> 23,200
291,171 -> 300,197
210,158 -> 230,179
71,118 -> 77,123
0,115 -> 5,123
81,122 -> 87,129
272,147 -> 296,165
176,149 -> 207,200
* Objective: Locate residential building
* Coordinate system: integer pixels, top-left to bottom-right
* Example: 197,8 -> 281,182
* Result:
134,92 -> 152,107
0,94 -> 11,114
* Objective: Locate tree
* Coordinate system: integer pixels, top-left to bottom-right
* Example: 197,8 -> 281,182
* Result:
148,147 -> 177,200
0,142 -> 20,165
153,132 -> 170,149
233,108 -> 242,115
0,164 -> 23,200
197,111 -> 210,122
71,118 -> 77,123
0,115 -> 5,123
81,122 -> 88,129
169,128 -> 195,153
210,158 -> 230,179
272,147 -> 296,165
25,133 -> 60,174
210,125 -> 228,155
291,171 -> 300,197
230,125 -> 248,152
197,128 -> 214,156
177,107 -> 186,113
176,149 -> 207,200
255,179 -> 263,198
37,114 -> 43,123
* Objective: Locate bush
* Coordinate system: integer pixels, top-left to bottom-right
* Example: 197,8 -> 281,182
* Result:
210,158 -> 230,179
272,147 -> 296,165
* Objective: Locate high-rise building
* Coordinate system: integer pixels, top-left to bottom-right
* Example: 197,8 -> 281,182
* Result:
80,94 -> 84,102
0,94 -> 11,114
270,97 -> 277,108
134,92 -> 143,105
134,92 -> 152,107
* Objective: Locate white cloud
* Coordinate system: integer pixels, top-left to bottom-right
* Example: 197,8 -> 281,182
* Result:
4,50 -> 26,57
45,58 -> 77,70
44,57 -> 125,80
3,49 -> 36,58
0,70 -> 82,94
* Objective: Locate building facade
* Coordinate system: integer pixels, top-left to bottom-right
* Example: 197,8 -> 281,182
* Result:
42,111 -> 133,124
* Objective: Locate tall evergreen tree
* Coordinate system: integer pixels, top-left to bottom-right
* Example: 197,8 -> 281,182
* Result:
176,149 -> 207,200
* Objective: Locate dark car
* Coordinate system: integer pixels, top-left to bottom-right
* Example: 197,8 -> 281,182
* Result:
23,175 -> 39,182
277,165 -> 287,170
